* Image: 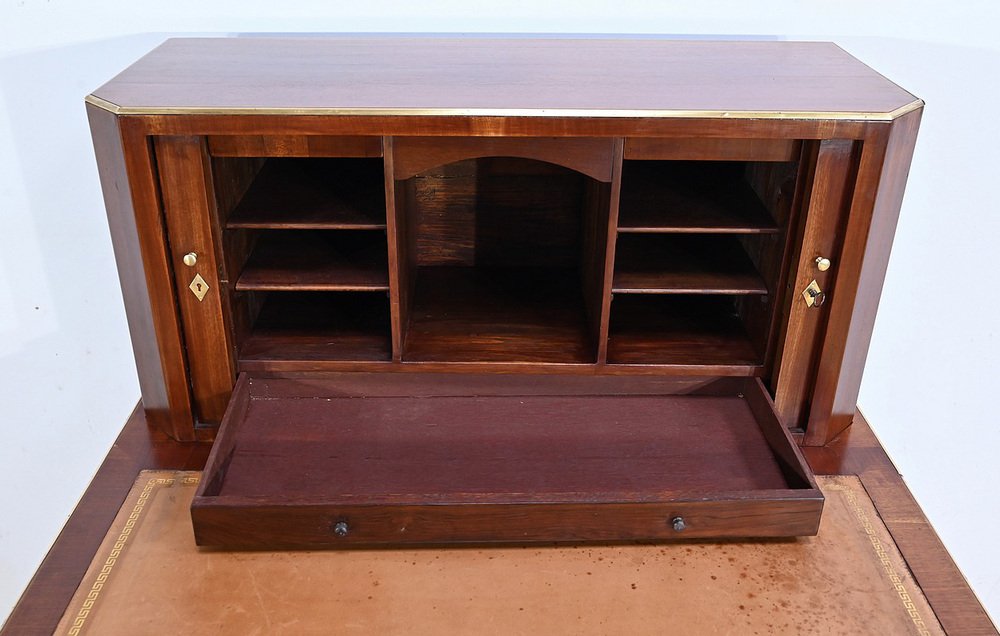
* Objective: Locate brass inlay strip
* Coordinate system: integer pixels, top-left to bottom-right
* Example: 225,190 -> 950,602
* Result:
85,93 -> 924,122
83,94 -> 122,114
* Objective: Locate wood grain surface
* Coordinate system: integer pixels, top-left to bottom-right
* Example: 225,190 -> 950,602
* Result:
91,38 -> 918,117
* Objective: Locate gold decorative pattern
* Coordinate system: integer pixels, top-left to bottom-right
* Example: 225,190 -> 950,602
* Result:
67,475 -> 200,636
832,480 -> 934,636
84,93 -> 924,122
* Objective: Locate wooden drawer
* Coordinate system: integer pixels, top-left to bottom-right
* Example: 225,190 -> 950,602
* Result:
192,374 -> 822,548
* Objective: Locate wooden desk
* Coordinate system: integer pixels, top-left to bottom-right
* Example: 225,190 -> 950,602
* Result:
10,36 -> 993,634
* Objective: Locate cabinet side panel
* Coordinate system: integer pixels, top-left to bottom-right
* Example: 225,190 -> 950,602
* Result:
805,109 -> 923,445
86,105 -> 194,440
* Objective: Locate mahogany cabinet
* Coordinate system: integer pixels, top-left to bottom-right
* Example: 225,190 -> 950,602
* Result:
87,37 -> 922,548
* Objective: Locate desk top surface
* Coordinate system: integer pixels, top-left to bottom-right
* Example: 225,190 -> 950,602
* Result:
89,37 -> 920,120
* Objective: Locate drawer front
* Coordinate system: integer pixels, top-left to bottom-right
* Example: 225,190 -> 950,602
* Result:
192,498 -> 822,549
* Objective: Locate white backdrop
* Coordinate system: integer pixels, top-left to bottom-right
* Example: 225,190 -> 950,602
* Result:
2,1 -> 998,626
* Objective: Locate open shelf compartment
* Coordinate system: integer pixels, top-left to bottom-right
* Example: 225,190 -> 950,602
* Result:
236,230 -> 389,292
607,295 -> 763,370
617,160 -> 779,234
192,373 -> 823,548
226,158 -> 386,230
239,291 -> 392,365
403,266 -> 594,363
613,234 -> 768,295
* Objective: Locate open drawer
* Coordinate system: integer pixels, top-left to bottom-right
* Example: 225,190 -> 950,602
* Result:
192,374 -> 823,548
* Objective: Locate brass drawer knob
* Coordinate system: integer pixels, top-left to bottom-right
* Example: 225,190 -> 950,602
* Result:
183,252 -> 198,267
815,256 -> 832,272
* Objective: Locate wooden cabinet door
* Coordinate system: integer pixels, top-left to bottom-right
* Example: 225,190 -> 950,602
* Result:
772,139 -> 859,433
155,136 -> 236,425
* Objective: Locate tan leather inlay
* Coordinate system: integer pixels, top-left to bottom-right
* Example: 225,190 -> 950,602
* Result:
58,472 -> 942,635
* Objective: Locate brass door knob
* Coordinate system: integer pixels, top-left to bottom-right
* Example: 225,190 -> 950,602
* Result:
183,252 -> 198,267
815,256 -> 832,272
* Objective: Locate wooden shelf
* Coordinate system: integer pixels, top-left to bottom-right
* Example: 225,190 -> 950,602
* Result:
607,295 -> 762,368
618,161 -> 779,234
240,292 -> 391,363
236,230 -> 389,291
227,159 -> 386,230
613,234 -> 768,295
403,266 -> 595,364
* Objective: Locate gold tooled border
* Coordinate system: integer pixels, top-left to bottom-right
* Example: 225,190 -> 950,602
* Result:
84,94 -> 924,122
66,474 -> 200,636
829,478 -> 937,635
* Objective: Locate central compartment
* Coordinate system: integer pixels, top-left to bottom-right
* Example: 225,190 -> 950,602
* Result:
397,155 -> 610,363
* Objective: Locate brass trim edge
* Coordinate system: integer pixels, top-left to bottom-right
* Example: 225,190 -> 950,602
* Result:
84,94 -> 122,114
85,94 -> 924,122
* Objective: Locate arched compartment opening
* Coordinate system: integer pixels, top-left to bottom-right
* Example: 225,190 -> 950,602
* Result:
395,155 -> 611,363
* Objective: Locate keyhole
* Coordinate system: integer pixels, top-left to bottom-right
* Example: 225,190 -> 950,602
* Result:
196,283 -> 203,292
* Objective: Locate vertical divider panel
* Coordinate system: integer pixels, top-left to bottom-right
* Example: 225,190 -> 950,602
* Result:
597,139 -> 626,363
383,136 -> 406,361
726,150 -> 810,380
580,179 -> 611,361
